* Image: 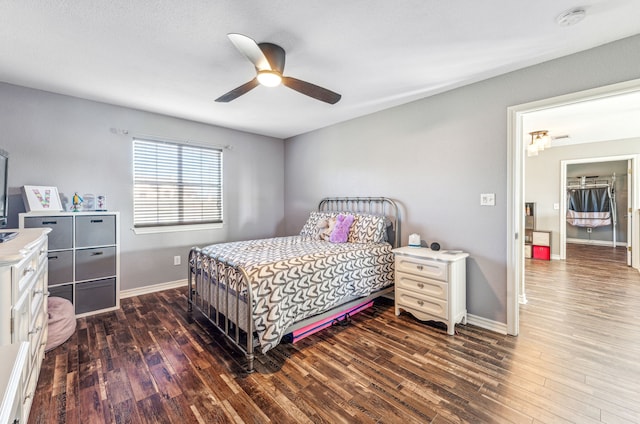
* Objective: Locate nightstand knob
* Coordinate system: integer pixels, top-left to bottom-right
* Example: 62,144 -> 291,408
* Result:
416,265 -> 423,271
417,283 -> 424,289
417,300 -> 424,307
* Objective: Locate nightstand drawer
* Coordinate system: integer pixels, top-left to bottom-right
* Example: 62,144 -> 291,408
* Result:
396,288 -> 448,319
396,272 -> 448,301
395,256 -> 447,282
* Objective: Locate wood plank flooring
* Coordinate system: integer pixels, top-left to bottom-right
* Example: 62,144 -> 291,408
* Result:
28,245 -> 640,423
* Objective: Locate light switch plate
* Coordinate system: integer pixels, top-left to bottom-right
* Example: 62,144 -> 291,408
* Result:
480,193 -> 495,206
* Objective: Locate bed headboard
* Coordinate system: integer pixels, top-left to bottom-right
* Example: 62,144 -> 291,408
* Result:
318,197 -> 400,248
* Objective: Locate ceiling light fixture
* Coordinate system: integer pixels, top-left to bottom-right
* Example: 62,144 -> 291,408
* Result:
556,7 -> 586,26
257,70 -> 282,87
527,130 -> 551,157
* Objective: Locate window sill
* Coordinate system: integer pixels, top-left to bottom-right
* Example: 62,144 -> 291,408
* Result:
132,222 -> 223,235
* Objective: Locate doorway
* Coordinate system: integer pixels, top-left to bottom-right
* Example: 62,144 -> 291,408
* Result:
560,157 -> 634,266
506,78 -> 640,336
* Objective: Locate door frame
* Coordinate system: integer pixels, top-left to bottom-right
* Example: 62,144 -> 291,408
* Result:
559,155 -> 638,261
506,78 -> 640,336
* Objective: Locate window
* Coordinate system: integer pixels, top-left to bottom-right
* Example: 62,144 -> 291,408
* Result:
133,138 -> 222,230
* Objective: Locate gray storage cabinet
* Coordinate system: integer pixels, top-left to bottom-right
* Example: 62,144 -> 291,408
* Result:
20,211 -> 120,317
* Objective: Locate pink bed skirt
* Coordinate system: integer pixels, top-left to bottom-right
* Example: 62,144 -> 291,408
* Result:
287,300 -> 374,343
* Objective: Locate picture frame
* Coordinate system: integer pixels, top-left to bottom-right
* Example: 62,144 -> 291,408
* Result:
22,185 -> 63,212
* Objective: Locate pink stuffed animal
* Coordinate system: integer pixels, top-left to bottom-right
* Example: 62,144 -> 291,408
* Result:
330,214 -> 355,243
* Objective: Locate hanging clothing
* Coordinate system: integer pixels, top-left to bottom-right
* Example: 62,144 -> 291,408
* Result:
566,187 -> 611,227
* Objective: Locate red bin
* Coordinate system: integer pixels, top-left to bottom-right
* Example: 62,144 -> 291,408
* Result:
532,245 -> 550,260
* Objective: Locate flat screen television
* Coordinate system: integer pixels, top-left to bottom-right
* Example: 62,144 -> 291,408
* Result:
0,149 -> 8,229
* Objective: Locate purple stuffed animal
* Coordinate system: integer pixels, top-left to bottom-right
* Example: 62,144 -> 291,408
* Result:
330,213 -> 355,243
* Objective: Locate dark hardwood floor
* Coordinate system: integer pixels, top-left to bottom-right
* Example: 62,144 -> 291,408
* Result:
29,245 -> 640,423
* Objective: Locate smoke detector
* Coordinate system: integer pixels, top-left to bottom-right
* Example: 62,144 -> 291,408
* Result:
556,8 -> 587,26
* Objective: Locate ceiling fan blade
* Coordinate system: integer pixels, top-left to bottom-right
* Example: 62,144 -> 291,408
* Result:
282,77 -> 341,104
227,33 -> 271,71
215,78 -> 259,102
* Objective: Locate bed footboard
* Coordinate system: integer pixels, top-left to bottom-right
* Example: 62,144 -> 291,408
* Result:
187,247 -> 256,372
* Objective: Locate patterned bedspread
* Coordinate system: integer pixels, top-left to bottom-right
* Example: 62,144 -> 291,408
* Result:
199,236 -> 394,352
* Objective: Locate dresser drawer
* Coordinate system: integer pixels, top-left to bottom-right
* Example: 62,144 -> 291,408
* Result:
29,308 -> 46,364
11,291 -> 30,345
23,357 -> 39,421
396,272 -> 448,301
24,216 -> 73,250
396,287 -> 448,319
49,284 -> 73,304
395,255 -> 448,282
75,247 -> 116,281
30,281 -> 45,325
75,215 -> 116,247
75,278 -> 116,315
13,252 -> 39,301
47,250 -> 73,285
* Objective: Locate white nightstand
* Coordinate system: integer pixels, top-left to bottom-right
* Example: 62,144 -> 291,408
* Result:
392,246 -> 469,335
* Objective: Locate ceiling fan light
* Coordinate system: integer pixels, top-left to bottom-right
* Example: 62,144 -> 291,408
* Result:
257,70 -> 282,87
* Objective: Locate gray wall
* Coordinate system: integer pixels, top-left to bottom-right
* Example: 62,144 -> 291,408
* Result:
526,141 -> 639,255
284,34 -> 640,324
0,82 -> 285,291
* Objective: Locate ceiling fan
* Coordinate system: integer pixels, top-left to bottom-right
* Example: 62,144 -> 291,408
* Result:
215,33 -> 341,104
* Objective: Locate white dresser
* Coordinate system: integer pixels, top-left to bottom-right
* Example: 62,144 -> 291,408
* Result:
0,343 -> 29,424
0,228 -> 50,423
393,246 -> 468,335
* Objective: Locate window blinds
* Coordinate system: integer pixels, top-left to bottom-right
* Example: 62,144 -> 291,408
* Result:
133,138 -> 223,228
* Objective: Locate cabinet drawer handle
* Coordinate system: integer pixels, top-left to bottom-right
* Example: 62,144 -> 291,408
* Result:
29,326 -> 42,335
417,283 -> 424,289
416,265 -> 423,271
23,267 -> 35,276
90,219 -> 104,223
42,220 -> 57,225
91,251 -> 104,256
417,300 -> 424,307
48,255 -> 58,260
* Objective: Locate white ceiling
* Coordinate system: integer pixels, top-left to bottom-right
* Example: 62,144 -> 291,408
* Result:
1,1 -> 639,139
523,90 -> 640,146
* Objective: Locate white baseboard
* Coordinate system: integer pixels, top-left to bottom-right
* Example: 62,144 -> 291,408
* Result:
466,314 -> 508,335
120,279 -> 188,299
567,238 -> 626,248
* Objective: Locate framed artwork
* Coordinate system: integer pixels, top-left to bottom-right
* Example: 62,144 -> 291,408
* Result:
22,185 -> 63,212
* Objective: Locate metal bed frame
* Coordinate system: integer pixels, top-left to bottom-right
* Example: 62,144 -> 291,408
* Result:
187,196 -> 400,372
